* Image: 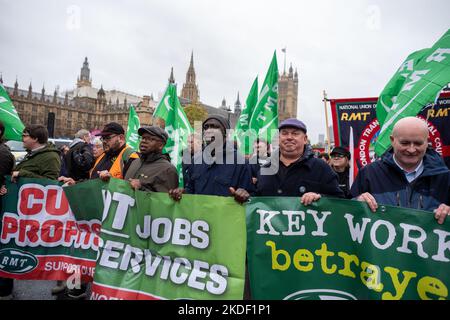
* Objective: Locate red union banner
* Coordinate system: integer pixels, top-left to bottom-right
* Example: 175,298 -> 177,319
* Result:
0,178 -> 100,282
329,91 -> 450,171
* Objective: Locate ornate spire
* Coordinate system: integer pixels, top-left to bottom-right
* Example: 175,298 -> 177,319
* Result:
41,83 -> 46,101
27,81 -> 33,99
234,92 -> 242,114
64,91 -> 68,105
169,67 -> 175,84
13,77 -> 18,96
294,68 -> 298,80
181,51 -> 200,103
220,97 -> 228,110
77,57 -> 92,88
0,73 -> 3,84
53,87 -> 58,103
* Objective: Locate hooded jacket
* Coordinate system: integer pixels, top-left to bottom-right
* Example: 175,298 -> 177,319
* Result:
350,148 -> 450,211
14,143 -> 61,180
65,138 -> 94,181
256,145 -> 344,198
124,152 -> 178,192
184,145 -> 254,196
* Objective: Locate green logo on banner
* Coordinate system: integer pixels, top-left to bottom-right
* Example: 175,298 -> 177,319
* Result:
0,248 -> 38,274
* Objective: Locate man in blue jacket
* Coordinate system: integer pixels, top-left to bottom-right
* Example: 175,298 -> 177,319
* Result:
351,117 -> 450,224
169,115 -> 254,203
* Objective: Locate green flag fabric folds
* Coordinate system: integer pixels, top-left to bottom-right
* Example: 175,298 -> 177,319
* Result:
153,84 -> 193,187
125,105 -> 141,151
376,49 -> 430,126
234,77 -> 258,155
0,84 -> 25,141
249,52 -> 279,144
375,29 -> 450,156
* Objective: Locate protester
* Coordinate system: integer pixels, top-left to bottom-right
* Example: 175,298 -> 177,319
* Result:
0,121 -> 15,300
249,138 -> 271,185
169,115 -> 254,203
330,146 -> 352,198
182,132 -> 202,181
252,118 -> 344,202
3,124 -> 61,299
351,116 -> 450,224
318,152 -> 330,165
124,126 -> 178,192
63,129 -> 94,181
91,137 -> 104,159
11,124 -> 61,181
90,122 -> 138,180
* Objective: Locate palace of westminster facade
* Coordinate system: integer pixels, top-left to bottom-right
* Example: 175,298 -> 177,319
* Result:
3,55 -> 298,138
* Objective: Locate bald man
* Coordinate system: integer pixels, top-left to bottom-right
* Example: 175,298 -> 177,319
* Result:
351,117 -> 450,224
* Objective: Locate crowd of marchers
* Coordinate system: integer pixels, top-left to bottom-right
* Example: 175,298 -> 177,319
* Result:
0,115 -> 449,300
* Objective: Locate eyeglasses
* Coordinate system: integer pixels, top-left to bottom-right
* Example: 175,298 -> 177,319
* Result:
100,134 -> 117,142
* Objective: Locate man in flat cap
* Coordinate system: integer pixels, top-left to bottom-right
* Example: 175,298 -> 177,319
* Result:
251,118 -> 344,203
330,146 -> 352,198
124,126 -> 178,192
169,115 -> 254,203
90,122 -> 139,180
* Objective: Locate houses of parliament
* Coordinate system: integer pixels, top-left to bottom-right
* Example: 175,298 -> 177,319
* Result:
2,54 -> 298,138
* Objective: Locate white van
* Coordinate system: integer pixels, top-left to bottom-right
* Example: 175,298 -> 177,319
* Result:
48,138 -> 73,149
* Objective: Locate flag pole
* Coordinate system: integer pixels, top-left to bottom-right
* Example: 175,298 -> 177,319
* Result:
323,90 -> 331,153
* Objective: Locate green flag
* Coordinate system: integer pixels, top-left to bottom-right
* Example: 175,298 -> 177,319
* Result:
234,76 -> 258,155
153,84 -> 193,187
125,105 -> 140,151
0,84 -> 25,141
376,48 -> 430,126
249,51 -> 279,144
375,29 -> 450,156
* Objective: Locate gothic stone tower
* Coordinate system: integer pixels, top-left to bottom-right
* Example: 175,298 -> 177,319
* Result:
77,57 -> 92,88
278,63 -> 298,121
181,52 -> 200,103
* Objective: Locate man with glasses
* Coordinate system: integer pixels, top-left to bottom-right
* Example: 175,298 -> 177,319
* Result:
90,122 -> 138,180
124,126 -> 178,192
11,125 -> 61,181
1,124 -> 61,300
330,146 -> 352,198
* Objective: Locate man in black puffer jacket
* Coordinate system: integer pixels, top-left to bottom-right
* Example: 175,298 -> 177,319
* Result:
64,129 -> 94,181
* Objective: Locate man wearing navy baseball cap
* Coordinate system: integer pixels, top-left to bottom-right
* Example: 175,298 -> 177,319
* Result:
252,118 -> 344,204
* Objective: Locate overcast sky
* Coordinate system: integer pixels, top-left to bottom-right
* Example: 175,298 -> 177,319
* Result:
1,0 -> 449,142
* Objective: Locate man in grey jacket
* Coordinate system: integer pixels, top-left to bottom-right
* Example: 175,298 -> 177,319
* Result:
124,126 -> 178,192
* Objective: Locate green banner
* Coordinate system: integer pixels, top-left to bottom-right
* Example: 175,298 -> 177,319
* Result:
0,178 -> 101,281
0,83 -> 25,141
65,178 -> 246,300
247,197 -> 450,300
